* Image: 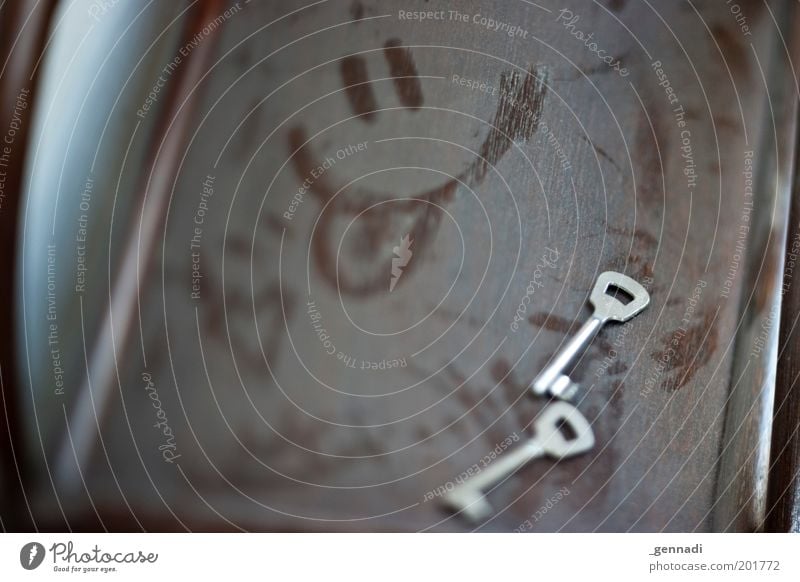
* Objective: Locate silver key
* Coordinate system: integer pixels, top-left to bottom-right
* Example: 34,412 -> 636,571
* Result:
530,271 -> 649,400
442,402 -> 594,522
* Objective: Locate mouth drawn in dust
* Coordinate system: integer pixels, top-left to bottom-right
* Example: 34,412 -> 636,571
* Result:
288,64 -> 548,297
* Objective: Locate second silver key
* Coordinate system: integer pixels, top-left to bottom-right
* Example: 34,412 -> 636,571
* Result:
530,271 -> 650,400
442,402 -> 594,522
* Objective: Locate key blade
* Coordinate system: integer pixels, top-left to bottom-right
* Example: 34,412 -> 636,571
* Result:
534,402 -> 595,458
589,271 -> 650,322
443,488 -> 494,522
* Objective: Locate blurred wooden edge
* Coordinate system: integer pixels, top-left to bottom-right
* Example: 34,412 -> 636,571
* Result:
711,0 -> 800,532
765,1 -> 800,532
0,0 -> 59,532
0,0 -> 227,531
52,0 -> 227,499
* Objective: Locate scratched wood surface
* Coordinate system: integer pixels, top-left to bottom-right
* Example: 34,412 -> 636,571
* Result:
8,0 -> 800,531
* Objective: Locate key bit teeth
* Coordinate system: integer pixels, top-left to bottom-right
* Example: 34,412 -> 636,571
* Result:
549,374 -> 575,399
443,490 -> 494,523
533,374 -> 578,400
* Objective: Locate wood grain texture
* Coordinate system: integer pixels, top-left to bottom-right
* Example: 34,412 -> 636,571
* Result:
11,0 -> 799,531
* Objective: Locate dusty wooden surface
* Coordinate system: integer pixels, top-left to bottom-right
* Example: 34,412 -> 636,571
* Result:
6,0 -> 800,531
